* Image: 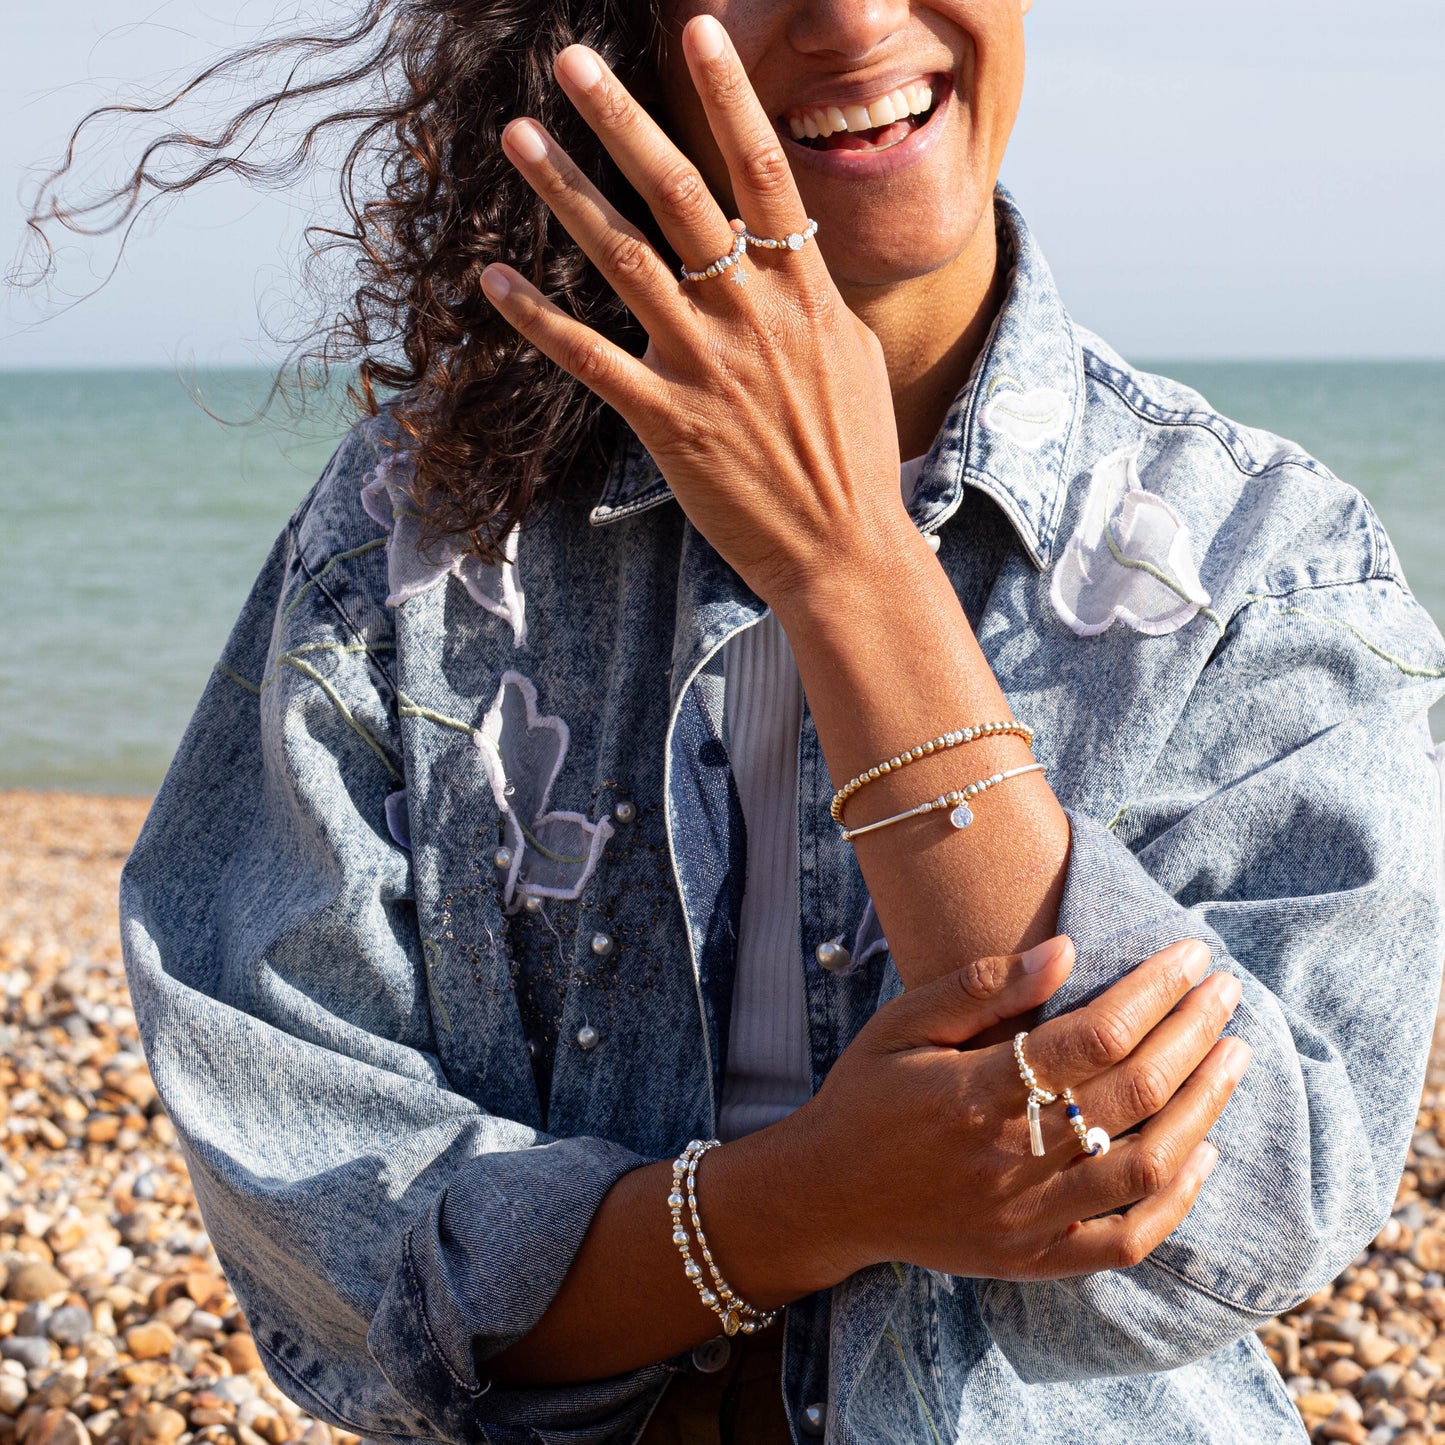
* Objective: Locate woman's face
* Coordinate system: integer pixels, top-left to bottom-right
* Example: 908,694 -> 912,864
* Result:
656,0 -> 1031,293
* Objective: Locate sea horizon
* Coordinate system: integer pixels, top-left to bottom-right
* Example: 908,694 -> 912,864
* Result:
4,361 -> 1442,796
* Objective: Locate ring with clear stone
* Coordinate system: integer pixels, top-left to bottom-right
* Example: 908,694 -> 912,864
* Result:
740,216 -> 819,253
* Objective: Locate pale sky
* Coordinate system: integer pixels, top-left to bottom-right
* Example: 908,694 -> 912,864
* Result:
4,0 -> 1442,368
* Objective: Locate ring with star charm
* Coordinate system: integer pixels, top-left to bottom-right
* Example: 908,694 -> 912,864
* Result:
679,222 -> 750,286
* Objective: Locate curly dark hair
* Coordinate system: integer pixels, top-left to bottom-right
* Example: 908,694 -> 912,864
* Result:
21,0 -> 669,562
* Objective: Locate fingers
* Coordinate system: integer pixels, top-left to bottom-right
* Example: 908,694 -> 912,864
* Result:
1049,1034 -> 1251,1226
478,266 -> 656,419
1042,1137 -> 1223,1277
1023,939 -> 1214,1092
499,119 -> 685,332
681,16 -> 811,243
876,936 -> 1074,1051
552,44 -> 736,276
1078,968 -> 1242,1139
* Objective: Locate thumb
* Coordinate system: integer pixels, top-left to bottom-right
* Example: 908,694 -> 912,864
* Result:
880,935 -> 1075,1049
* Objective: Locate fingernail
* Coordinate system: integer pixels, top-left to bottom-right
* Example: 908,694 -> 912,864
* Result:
504,120 -> 548,165
480,268 -> 511,303
1210,971 -> 1242,1013
1179,940 -> 1211,985
557,45 -> 603,90
691,15 -> 726,59
1196,1141 -> 1220,1180
1222,1037 -> 1251,1080
1022,937 -> 1061,974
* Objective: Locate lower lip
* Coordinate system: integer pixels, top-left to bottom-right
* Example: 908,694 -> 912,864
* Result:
780,77 -> 954,181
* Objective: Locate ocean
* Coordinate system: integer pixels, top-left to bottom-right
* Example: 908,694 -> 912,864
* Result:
1,363 -> 1442,794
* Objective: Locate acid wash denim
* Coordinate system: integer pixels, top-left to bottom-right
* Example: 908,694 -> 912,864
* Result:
121,187 -> 1445,1445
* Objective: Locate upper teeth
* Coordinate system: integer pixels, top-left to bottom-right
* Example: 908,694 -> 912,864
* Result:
787,82 -> 935,141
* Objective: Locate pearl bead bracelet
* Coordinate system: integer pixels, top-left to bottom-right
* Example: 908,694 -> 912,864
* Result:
669,1140 -> 778,1337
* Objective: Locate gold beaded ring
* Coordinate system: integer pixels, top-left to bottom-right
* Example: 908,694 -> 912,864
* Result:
830,720 -> 1035,826
679,224 -> 749,286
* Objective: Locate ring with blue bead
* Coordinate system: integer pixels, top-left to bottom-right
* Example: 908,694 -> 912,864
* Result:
1061,1088 -> 1110,1157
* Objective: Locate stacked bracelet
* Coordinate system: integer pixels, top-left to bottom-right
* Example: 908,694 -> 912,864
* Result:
839,761 -> 1048,842
830,720 -> 1035,826
669,1141 -> 779,1337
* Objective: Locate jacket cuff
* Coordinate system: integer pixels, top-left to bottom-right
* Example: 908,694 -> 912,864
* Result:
370,1135 -> 667,1442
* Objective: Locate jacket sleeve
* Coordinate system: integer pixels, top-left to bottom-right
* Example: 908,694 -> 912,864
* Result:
120,432 -> 665,1445
976,573 -> 1445,1381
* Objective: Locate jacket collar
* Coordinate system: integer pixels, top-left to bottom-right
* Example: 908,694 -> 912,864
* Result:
589,185 -> 1082,572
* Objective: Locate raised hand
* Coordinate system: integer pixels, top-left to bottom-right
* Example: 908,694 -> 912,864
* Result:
482,16 -> 914,605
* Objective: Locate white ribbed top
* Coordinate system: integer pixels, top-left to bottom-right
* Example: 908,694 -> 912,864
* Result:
717,457 -> 928,1142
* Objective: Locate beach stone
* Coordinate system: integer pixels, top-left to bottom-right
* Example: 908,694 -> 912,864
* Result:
1359,1332 -> 1403,1368
0,1376 -> 28,1415
1327,1359 -> 1368,1389
81,1412 -> 117,1440
45,1309 -> 90,1348
6,1266 -> 66,1305
131,1406 -> 185,1444
1322,1416 -> 1368,1444
298,1424 -> 332,1445
207,1379 -> 256,1407
2,1339 -> 54,1372
233,1424 -> 269,1445
17,1306 -> 53,1338
123,1325 -> 175,1362
184,1311 -> 223,1340
220,1336 -> 261,1375
32,1372 -> 83,1409
25,1410 -> 90,1445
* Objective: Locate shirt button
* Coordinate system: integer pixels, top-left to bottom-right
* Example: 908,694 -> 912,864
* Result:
523,895 -> 543,914
690,1336 -> 731,1374
924,532 -> 941,553
813,940 -> 851,973
493,846 -> 513,870
612,798 -> 638,825
798,1402 -> 826,1437
576,1024 -> 601,1051
591,931 -> 616,958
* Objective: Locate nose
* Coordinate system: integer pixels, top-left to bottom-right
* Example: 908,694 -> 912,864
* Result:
785,0 -> 912,64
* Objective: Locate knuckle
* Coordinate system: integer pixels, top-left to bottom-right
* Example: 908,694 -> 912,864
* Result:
1125,1058 -> 1174,1118
569,336 -> 612,385
599,228 -> 653,282
1080,1008 -> 1134,1070
957,954 -> 1006,1003
1128,1141 -> 1177,1197
740,142 -> 792,193
655,163 -> 710,225
1112,1224 -> 1157,1271
592,82 -> 634,131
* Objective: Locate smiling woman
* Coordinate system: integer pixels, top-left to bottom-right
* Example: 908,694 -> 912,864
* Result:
27,1 -> 1445,1443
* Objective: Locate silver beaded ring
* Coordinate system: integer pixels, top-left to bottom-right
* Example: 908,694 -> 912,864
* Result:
679,227 -> 749,286
1013,1031 -> 1057,1158
740,216 -> 819,254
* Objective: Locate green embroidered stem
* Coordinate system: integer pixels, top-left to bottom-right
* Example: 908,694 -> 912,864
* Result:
882,1328 -> 942,1445
421,940 -> 453,1033
281,537 -> 387,626
397,692 -> 476,736
1248,604 -> 1445,682
1103,524 -> 1223,633
214,664 -> 261,696
513,816 -> 590,867
1105,802 -> 1130,833
277,655 -> 402,781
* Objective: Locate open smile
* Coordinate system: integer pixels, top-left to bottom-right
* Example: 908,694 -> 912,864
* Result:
778,73 -> 948,155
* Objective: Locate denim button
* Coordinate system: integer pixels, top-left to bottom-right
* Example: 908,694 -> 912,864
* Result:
576,1024 -> 600,1051
799,1402 -> 826,1437
523,895 -> 543,914
493,847 -> 513,870
690,1336 -> 730,1374
612,798 -> 637,825
591,931 -> 615,958
814,940 -> 851,972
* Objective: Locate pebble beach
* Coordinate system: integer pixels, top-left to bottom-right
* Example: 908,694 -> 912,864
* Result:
1,791 -> 1443,1445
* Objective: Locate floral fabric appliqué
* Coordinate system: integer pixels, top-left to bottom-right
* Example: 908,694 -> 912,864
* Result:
474,671 -> 613,911
1050,442 -> 1213,638
361,451 -> 527,646
979,382 -> 1070,450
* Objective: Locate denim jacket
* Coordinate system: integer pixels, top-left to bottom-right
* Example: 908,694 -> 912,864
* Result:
121,189 -> 1445,1445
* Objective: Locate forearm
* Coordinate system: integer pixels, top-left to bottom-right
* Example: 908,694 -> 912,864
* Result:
771,516 -> 1071,989
487,1109 -> 848,1386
